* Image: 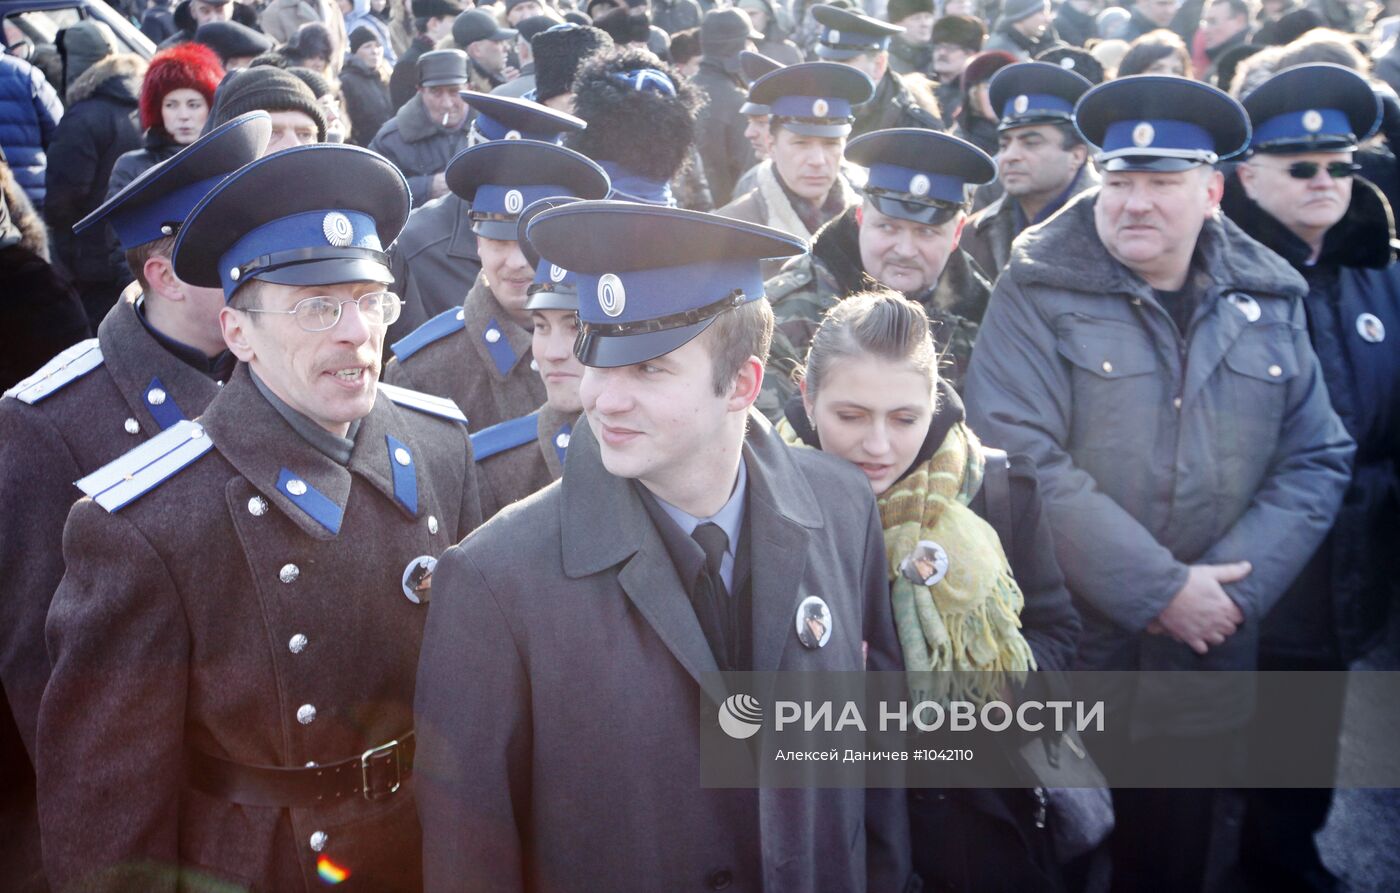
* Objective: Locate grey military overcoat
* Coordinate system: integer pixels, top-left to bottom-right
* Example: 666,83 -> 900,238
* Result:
964,190 -> 1354,732
415,413 -> 916,892
384,192 -> 482,349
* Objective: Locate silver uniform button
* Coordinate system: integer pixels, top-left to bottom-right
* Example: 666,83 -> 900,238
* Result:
147,388 -> 167,406
289,633 -> 308,654
279,564 -> 300,584
428,515 -> 439,535
248,496 -> 268,516
530,358 -> 539,371
394,447 -> 411,466
305,760 -> 318,767
124,418 -> 140,435
485,328 -> 501,343
286,479 -> 308,496
1268,364 -> 1283,378
297,703 -> 317,724
309,831 -> 328,852
555,432 -> 571,449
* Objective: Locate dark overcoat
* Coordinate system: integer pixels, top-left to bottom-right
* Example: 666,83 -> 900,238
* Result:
384,192 -> 481,350
415,413 -> 917,892
473,403 -> 574,519
36,365 -> 481,892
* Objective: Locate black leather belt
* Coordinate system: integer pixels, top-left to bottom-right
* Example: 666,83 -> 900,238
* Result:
187,732 -> 415,808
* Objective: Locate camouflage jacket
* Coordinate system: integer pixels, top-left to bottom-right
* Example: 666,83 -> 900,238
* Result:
759,205 -> 992,420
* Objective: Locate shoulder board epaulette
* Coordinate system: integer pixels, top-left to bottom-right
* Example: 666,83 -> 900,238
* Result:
390,306 -> 466,361
377,381 -> 468,425
3,339 -> 104,404
74,419 -> 213,512
470,410 -> 540,461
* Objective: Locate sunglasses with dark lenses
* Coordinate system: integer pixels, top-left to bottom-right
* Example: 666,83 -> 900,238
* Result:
1280,161 -> 1362,180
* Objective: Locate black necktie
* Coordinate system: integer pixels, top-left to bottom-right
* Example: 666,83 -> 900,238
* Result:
690,522 -> 732,670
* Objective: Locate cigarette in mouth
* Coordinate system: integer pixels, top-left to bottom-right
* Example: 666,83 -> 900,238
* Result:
442,112 -> 450,127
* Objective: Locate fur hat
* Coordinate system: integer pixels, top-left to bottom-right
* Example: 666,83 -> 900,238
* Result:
594,9 -> 652,46
930,13 -> 984,50
565,47 -> 699,184
140,42 -> 225,132
888,0 -> 933,25
533,24 -> 614,101
960,49 -> 1016,91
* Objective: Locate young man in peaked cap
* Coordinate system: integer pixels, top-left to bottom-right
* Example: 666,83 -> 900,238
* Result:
809,2 -> 942,136
764,126 -> 996,415
962,60 -> 1097,280
468,196 -> 589,518
385,93 -> 589,344
964,75 -> 1353,893
36,142 -> 483,893
383,138 -> 610,433
0,111 -> 269,893
718,61 -> 874,260
415,199 -> 915,891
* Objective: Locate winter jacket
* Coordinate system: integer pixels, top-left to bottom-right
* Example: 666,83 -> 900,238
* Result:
0,54 -> 63,212
44,55 -> 145,286
963,189 -> 1353,735
692,56 -> 755,207
651,0 -> 702,34
368,92 -> 469,205
852,69 -> 942,138
1222,173 -> 1400,662
106,128 -> 183,201
1053,1 -> 1097,47
340,55 -> 395,147
141,4 -> 179,45
888,35 -> 933,76
984,22 -> 1061,60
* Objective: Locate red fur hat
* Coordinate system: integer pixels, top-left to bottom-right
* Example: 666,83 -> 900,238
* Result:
140,42 -> 224,132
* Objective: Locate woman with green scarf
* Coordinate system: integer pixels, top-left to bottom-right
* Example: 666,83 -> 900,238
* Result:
777,289 -> 1083,893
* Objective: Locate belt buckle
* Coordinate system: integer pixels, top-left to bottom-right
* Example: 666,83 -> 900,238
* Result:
360,739 -> 402,801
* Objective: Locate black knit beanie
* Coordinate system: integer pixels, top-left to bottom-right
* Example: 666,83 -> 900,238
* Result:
209,66 -> 327,140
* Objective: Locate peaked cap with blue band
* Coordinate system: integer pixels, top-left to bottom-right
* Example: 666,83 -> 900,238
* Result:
171,143 -> 411,298
989,61 -> 1092,132
525,201 -> 807,368
462,90 -> 587,144
519,196 -> 585,312
1242,63 -> 1380,154
810,3 -> 903,61
73,112 -> 271,248
846,128 -> 996,225
739,50 -> 784,115
747,62 -> 875,138
1075,75 -> 1250,172
445,140 -> 610,241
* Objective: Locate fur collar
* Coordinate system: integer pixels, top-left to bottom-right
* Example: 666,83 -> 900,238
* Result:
1221,169 -> 1396,271
1007,187 -> 1307,300
66,54 -> 145,106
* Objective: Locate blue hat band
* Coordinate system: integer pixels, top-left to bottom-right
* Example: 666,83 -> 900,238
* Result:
770,95 -> 854,120
1000,93 -> 1074,122
220,209 -> 383,297
821,27 -> 888,52
109,174 -> 225,249
533,259 -> 576,287
473,183 -> 572,219
474,113 -> 564,144
577,259 -> 764,327
865,163 -> 964,204
1253,108 -> 1353,148
1102,119 -> 1215,157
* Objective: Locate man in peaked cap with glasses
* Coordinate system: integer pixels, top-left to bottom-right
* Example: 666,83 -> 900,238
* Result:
383,138 -> 610,435
809,2 -> 942,136
763,127 -> 996,416
718,61 -> 873,262
384,93 -> 590,345
0,111 -> 268,893
36,142 -> 484,893
466,196 -> 589,518
962,60 -> 1097,281
964,75 -> 1353,893
1223,63 -> 1400,893
415,199 -> 915,891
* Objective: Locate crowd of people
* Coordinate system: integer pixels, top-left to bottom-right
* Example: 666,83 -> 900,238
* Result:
1,0 -> 1397,890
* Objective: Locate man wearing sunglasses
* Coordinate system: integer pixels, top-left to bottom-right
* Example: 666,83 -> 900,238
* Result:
1224,63 -> 1400,893
36,143 -> 483,893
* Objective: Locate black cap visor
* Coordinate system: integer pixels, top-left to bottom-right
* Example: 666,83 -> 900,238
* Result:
249,255 -> 394,289
866,192 -> 962,225
775,116 -> 853,138
576,316 -> 715,368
